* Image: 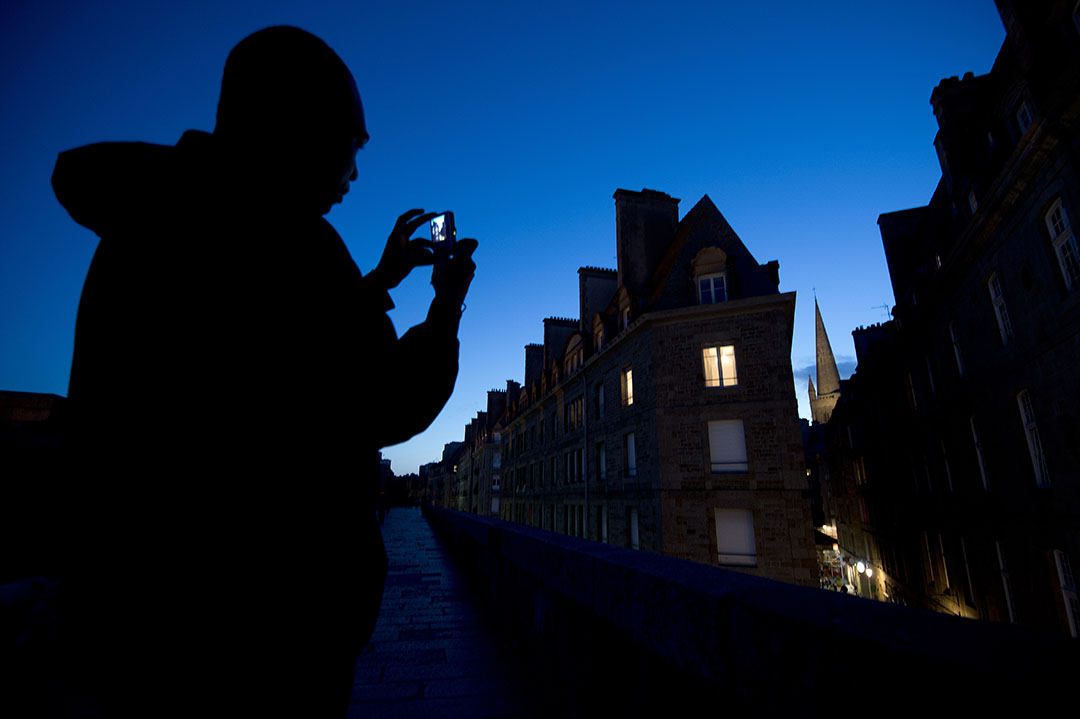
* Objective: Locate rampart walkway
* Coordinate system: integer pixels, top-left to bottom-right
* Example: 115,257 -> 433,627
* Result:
349,508 -> 539,718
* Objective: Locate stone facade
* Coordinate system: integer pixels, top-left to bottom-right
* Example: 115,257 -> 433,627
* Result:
436,189 -> 816,586
822,0 -> 1080,637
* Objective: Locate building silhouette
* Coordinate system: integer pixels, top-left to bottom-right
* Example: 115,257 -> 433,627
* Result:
821,0 -> 1080,636
433,189 -> 817,586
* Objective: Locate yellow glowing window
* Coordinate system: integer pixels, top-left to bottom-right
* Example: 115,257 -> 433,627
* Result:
622,368 -> 634,406
703,346 -> 737,387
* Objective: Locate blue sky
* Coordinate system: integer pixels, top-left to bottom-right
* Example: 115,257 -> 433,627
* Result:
0,1 -> 1006,474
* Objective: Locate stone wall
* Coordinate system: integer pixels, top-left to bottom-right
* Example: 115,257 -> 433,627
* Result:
424,505 -> 1078,716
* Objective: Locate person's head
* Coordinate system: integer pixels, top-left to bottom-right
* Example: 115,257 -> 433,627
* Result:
214,26 -> 369,215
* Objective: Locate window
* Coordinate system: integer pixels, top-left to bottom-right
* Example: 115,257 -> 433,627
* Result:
1016,101 -> 1033,135
949,321 -> 964,377
707,419 -> 748,472
1017,390 -> 1050,487
941,440 -> 953,492
621,367 -> 634,406
698,273 -> 727,304
703,345 -> 737,387
627,507 -> 640,550
997,541 -> 1016,623
1054,550 -> 1079,638
600,505 -> 608,544
492,452 -> 501,469
565,397 -> 583,431
1045,200 -> 1080,291
714,508 -> 756,566
970,417 -> 989,490
988,273 -> 1014,344
597,442 -> 606,481
624,433 -> 637,478
596,382 -> 605,419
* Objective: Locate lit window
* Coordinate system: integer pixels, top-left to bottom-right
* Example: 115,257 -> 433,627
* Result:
707,419 -> 748,473
1054,550 -> 1079,638
698,273 -> 727,304
703,345 -> 737,387
624,432 -> 636,477
714,508 -> 756,566
621,367 -> 634,406
1016,101 -> 1033,135
1045,200 -> 1080,292
988,273 -> 1014,344
1017,390 -> 1049,487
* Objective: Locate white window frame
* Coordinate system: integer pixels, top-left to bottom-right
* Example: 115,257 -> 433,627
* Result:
1016,101 -> 1033,135
988,272 -> 1014,344
1045,199 -> 1080,292
996,541 -> 1016,623
1054,550 -> 1079,638
703,345 -> 737,388
714,508 -> 757,566
707,419 -> 748,473
625,432 -> 637,478
697,272 -> 727,304
970,416 -> 989,491
949,321 -> 964,377
1017,390 -> 1050,487
621,367 -> 634,406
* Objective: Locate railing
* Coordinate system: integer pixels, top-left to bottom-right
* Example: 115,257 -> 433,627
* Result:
423,505 -> 1077,716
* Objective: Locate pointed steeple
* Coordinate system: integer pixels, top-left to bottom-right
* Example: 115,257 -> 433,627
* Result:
815,299 -> 841,396
808,374 -> 817,402
810,299 -> 842,425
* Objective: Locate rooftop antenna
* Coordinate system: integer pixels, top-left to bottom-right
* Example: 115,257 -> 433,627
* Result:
873,303 -> 892,320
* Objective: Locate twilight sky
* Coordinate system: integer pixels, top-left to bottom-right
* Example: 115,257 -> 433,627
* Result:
0,0 -> 1006,474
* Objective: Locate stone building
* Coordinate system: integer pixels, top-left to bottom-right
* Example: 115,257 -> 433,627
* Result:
449,188 -> 816,586
822,0 -> 1080,636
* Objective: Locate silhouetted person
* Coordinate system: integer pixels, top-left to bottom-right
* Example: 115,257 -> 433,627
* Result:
50,26 -> 475,717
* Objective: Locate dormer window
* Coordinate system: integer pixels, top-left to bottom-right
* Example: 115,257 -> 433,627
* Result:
1016,101 -> 1033,136
698,273 -> 727,304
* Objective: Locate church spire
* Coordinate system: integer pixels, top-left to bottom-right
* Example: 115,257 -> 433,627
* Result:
815,299 -> 841,396
810,299 -> 841,424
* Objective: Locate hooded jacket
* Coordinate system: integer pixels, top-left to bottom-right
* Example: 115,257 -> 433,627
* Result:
51,130 -> 461,696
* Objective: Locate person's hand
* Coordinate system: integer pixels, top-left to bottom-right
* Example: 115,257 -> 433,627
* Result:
369,209 -> 437,290
431,238 -> 478,308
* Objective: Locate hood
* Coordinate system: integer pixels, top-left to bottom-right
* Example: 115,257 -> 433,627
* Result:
52,131 -> 216,238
